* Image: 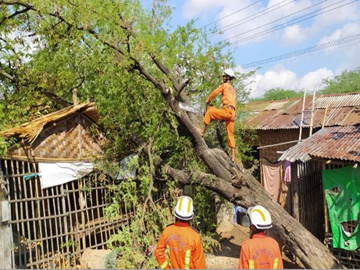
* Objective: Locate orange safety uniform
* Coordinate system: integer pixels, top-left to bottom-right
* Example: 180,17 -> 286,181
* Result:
154,221 -> 207,269
239,232 -> 284,269
205,82 -> 236,148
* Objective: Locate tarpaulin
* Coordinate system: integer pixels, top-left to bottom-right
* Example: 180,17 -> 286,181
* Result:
38,162 -> 93,189
322,166 -> 360,251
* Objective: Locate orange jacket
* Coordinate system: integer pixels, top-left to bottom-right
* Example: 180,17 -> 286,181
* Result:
239,232 -> 283,269
154,221 -> 207,269
206,82 -> 236,109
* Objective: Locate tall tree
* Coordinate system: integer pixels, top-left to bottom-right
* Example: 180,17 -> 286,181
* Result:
251,88 -> 304,102
320,68 -> 360,95
0,0 -> 343,268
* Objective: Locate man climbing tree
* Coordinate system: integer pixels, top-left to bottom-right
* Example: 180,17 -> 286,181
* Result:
197,69 -> 237,162
0,0 -> 343,268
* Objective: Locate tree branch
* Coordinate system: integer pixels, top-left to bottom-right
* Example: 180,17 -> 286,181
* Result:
0,68 -> 15,81
0,7 -> 31,25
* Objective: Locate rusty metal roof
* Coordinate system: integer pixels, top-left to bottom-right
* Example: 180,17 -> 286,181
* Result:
278,125 -> 360,162
245,93 -> 360,130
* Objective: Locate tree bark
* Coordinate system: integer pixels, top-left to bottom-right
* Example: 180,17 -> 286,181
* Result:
0,3 -> 343,268
166,168 -> 343,269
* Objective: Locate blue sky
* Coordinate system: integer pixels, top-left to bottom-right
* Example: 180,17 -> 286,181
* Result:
142,0 -> 360,98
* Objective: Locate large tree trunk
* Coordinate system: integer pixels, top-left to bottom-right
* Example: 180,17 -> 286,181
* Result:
166,168 -> 342,269
134,51 -> 344,269
0,4 -> 343,267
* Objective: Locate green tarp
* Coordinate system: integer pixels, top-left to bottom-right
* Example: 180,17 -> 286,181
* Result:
322,166 -> 360,251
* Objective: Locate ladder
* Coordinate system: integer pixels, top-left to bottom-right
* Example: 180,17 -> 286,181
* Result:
298,89 -> 317,141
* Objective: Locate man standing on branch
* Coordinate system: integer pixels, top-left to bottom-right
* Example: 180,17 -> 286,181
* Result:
239,205 -> 284,269
197,69 -> 237,162
154,196 -> 207,269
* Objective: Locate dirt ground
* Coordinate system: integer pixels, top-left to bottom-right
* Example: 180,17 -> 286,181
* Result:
206,220 -> 303,269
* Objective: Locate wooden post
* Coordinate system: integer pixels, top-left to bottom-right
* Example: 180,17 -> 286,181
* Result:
79,180 -> 86,250
309,89 -> 317,136
298,90 -> 307,141
322,162 -> 329,235
293,163 -> 300,221
322,105 -> 329,128
0,170 -> 12,269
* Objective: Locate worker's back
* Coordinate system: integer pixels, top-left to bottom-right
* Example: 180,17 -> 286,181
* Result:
239,232 -> 283,269
154,221 -> 206,269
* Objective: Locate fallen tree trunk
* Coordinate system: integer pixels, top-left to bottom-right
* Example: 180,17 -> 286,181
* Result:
166,167 -> 343,269
0,2 -> 343,269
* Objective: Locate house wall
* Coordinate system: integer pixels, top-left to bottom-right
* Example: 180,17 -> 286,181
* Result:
11,114 -> 104,161
258,129 -> 310,163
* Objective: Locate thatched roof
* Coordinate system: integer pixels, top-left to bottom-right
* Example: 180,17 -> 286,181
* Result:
0,102 -> 100,144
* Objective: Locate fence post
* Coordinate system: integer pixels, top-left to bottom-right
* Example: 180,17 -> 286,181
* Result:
0,172 -> 13,269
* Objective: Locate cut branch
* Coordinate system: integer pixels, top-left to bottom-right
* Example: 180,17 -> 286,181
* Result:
0,68 -> 15,81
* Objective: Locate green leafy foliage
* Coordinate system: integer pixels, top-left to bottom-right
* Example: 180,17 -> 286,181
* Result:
319,68 -> 360,95
250,88 -> 305,102
0,0 -> 256,267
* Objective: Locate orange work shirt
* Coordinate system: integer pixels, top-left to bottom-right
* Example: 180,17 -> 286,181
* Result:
206,82 -> 236,109
154,221 -> 207,269
239,232 -> 283,269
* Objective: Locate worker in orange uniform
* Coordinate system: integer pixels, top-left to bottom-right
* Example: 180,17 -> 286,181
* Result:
154,196 -> 207,269
239,205 -> 283,269
197,69 -> 237,162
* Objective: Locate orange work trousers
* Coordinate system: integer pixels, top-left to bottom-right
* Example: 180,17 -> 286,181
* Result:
204,106 -> 236,148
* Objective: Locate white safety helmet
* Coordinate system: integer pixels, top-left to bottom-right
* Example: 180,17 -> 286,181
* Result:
223,68 -> 236,79
175,196 -> 194,221
247,205 -> 272,230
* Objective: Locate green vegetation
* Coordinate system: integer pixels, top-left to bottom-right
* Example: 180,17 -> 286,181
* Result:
250,68 -> 360,102
319,68 -> 360,95
0,0 -> 256,268
250,88 -> 305,102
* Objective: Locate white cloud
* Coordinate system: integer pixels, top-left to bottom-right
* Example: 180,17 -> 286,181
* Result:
184,0 -> 360,46
283,24 -> 307,45
184,0 -> 314,44
245,66 -> 334,98
182,0 -> 225,19
319,23 -> 360,44
318,23 -> 360,70
282,1 -> 360,45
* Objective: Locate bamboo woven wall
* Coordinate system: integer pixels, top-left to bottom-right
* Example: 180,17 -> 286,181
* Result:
10,113 -> 104,161
0,159 -> 131,269
1,157 -> 168,269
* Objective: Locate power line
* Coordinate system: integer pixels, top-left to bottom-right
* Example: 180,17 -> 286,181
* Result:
220,0 -> 330,43
242,33 -> 360,68
199,0 -> 262,30
211,0 -> 294,36
231,0 -> 359,45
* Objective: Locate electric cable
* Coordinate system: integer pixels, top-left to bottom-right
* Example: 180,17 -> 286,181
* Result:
230,0 -> 358,45
199,0 -> 262,30
242,33 -> 360,68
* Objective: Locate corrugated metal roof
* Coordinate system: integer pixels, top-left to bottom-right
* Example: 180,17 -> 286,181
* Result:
245,93 -> 360,130
279,125 -> 360,162
314,94 -> 360,108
